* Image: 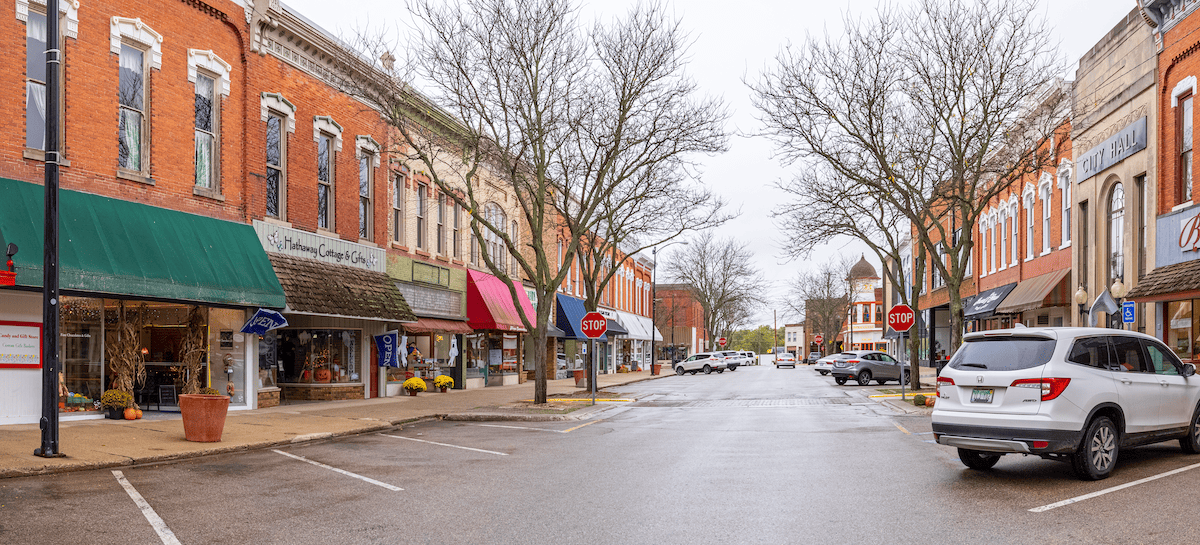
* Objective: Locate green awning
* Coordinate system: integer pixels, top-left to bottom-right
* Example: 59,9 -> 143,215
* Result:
0,178 -> 285,308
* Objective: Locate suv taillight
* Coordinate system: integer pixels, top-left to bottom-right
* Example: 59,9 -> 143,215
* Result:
1010,378 -> 1070,401
936,376 -> 954,398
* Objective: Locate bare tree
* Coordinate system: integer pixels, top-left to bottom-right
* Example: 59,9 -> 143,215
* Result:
663,232 -> 768,350
752,0 -> 1064,360
786,257 -> 854,357
328,0 -> 726,403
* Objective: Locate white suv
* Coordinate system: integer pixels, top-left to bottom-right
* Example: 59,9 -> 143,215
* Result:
932,328 -> 1200,480
674,352 -> 728,375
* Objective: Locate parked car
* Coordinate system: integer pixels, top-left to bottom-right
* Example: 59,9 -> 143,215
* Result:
716,350 -> 744,371
813,353 -> 849,375
774,352 -> 797,368
830,350 -> 910,386
741,351 -> 758,365
674,352 -> 729,375
806,352 -> 821,364
932,328 -> 1200,480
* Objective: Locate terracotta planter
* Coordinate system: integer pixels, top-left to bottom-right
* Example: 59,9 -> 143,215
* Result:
179,394 -> 230,442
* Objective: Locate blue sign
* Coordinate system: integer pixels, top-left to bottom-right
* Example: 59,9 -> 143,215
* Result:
1122,301 -> 1136,324
240,308 -> 288,335
375,331 -> 400,368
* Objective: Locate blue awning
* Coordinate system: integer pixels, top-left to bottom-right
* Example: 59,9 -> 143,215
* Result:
556,293 -> 606,341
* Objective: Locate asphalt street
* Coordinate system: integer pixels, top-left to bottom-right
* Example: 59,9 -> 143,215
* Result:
4,365 -> 1200,544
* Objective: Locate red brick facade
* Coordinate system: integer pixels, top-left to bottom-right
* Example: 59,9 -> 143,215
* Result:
1158,7 -> 1200,214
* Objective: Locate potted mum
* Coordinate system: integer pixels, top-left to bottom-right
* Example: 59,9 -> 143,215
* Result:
434,375 -> 454,393
100,389 -> 133,420
402,377 -> 427,396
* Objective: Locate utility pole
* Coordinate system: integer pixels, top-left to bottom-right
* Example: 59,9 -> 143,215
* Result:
36,0 -> 64,458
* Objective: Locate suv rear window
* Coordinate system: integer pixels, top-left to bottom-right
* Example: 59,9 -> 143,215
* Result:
947,337 -> 1056,372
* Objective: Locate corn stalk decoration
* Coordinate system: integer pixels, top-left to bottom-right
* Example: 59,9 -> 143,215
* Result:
179,306 -> 207,394
105,301 -> 146,394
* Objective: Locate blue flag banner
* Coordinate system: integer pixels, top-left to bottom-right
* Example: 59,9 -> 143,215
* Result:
240,308 -> 288,335
375,331 -> 400,368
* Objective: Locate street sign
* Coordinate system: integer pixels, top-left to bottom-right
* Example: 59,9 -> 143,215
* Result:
814,334 -> 824,344
888,304 -> 916,332
717,337 -> 727,346
580,311 -> 607,339
1122,301 -> 1136,324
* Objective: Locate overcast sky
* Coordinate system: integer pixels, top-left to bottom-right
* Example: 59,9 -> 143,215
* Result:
286,0 -> 1137,327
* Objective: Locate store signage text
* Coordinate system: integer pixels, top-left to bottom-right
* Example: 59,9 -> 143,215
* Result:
254,220 -> 385,272
1078,117 -> 1147,182
1182,212 -> 1200,252
0,321 -> 42,369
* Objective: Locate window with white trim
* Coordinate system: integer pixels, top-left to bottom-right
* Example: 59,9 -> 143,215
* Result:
1025,192 -> 1035,260
392,172 -> 405,244
989,219 -> 997,273
1059,163 -> 1072,247
118,42 -> 148,174
262,93 -> 295,220
1041,185 -> 1052,253
358,153 -> 374,240
194,73 -> 218,190
317,133 -> 335,230
979,222 -> 988,277
1010,202 -> 1019,266
453,203 -> 461,258
998,210 -> 1007,271
511,220 -> 519,276
416,183 -> 427,249
436,193 -> 446,254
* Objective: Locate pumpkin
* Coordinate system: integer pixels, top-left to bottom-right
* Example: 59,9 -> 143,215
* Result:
124,407 -> 137,420
925,396 -> 936,407
135,409 -> 144,419
314,367 -> 332,383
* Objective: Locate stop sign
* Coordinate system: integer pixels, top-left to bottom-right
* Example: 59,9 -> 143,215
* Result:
888,304 -> 916,332
717,337 -> 727,346
814,334 -> 824,344
580,312 -> 607,338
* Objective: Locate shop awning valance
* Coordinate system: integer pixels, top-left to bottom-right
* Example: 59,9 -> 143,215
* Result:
555,293 -> 606,341
403,317 -> 473,335
0,177 -> 285,308
466,270 -> 535,332
1127,259 -> 1200,301
995,269 -> 1071,314
269,253 -> 416,322
613,310 -> 655,341
963,283 -> 1018,319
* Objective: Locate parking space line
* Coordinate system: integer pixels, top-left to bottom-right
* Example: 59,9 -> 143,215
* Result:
894,423 -> 911,435
272,450 -> 403,491
476,423 -> 566,433
112,470 -> 183,545
382,434 -> 508,456
1029,461 -> 1200,513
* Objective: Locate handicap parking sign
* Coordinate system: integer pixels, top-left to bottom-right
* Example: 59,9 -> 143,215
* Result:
1122,301 -> 1136,324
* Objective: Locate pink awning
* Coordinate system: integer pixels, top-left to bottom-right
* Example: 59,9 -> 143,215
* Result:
465,270 -> 535,332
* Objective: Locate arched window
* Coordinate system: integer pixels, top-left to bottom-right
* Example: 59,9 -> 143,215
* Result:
484,203 -> 507,272
1108,183 -> 1125,287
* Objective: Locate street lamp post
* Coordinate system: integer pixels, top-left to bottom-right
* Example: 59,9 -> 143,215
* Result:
1110,279 -> 1127,330
1074,285 -> 1089,327
651,241 -> 688,375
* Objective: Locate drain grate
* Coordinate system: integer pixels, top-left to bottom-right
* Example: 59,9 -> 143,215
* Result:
631,398 -> 852,408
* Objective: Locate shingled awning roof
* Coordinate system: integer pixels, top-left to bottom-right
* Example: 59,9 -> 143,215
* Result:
268,253 -> 416,322
1127,260 -> 1200,301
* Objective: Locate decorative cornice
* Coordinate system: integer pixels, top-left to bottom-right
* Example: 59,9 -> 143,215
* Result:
16,0 -> 79,39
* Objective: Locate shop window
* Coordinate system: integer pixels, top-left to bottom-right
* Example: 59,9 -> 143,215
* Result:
265,112 -> 287,218
416,183 -> 427,249
118,42 -> 149,175
1167,300 -> 1197,363
275,329 -> 362,384
58,296 -> 103,413
193,73 -> 219,191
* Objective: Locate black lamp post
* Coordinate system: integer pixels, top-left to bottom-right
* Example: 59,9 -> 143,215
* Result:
36,0 -> 64,459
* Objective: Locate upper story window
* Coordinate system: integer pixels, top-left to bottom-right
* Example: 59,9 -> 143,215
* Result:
261,92 -> 295,220
316,133 -> 335,230
1010,202 -> 1019,266
416,183 -> 428,249
1109,183 -> 1125,286
1182,94 -> 1194,204
979,221 -> 988,278
997,210 -> 1007,271
511,220 -> 519,276
392,173 -> 405,244
437,194 -> 446,254
112,17 -> 162,179
483,203 -> 508,272
1024,189 -> 1036,260
25,9 -> 50,151
1041,185 -> 1053,253
453,203 -> 462,258
1059,162 -> 1073,247
358,154 -> 373,240
193,73 -> 218,190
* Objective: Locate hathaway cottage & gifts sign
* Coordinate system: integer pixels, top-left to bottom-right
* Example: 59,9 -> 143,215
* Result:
253,220 -> 385,273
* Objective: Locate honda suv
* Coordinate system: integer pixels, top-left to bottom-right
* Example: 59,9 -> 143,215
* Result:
674,352 -> 728,375
931,328 -> 1200,480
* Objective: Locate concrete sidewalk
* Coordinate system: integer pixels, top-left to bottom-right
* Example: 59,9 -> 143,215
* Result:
0,371 -> 664,479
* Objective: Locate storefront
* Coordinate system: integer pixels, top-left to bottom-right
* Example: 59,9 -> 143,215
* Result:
612,309 -> 656,371
1128,204 -> 1200,364
464,270 -> 535,387
254,221 -> 416,405
390,258 -> 473,393
995,270 -> 1071,328
0,178 -> 286,424
596,310 -> 628,374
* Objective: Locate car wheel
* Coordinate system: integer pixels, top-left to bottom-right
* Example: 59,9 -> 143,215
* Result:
1181,405 -> 1200,454
819,370 -> 829,375
834,376 -> 848,385
903,371 -> 911,384
703,364 -> 712,375
856,370 -> 872,386
675,366 -> 686,376
957,448 -> 1002,470
1073,416 -> 1118,481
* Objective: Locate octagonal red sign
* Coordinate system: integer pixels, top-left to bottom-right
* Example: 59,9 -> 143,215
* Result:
888,304 -> 916,332
580,312 -> 607,338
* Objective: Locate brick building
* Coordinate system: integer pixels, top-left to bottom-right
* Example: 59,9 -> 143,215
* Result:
653,283 -> 708,360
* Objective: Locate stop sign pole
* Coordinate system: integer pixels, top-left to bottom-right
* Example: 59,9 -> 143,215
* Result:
580,312 -> 607,405
887,304 -> 916,400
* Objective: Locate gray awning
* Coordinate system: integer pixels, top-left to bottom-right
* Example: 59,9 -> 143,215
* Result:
963,283 -> 1018,320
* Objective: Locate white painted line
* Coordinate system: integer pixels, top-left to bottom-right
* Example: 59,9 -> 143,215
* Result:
475,423 -> 565,433
381,434 -> 508,456
112,470 -> 182,545
1029,461 -> 1200,513
272,449 -> 403,491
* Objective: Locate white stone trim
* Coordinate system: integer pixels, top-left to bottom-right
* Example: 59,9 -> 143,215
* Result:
312,115 -> 343,152
17,0 -> 79,39
356,135 -> 381,168
1173,75 -> 1197,107
110,17 -> 163,70
260,92 -> 296,133
1038,171 -> 1054,196
187,49 -> 232,97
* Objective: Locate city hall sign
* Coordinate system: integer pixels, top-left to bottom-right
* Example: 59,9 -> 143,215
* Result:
1078,117 -> 1147,182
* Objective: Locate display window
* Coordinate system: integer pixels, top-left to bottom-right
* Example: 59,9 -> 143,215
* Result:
275,329 -> 362,384
1167,300 -> 1198,363
464,332 -> 520,384
59,296 -> 103,412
